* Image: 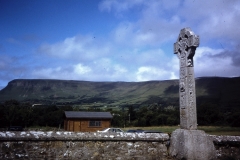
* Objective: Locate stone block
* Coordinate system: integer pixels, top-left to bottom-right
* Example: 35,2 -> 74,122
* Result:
169,129 -> 216,160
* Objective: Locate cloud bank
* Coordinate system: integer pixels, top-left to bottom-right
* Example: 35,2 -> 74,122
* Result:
1,0 -> 240,88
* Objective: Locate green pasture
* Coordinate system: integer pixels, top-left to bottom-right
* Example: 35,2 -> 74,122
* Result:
25,125 -> 240,136
122,126 -> 240,136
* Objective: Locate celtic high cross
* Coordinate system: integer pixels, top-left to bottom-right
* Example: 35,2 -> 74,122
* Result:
174,28 -> 199,130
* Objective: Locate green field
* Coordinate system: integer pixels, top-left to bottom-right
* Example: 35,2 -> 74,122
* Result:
122,126 -> 240,136
25,125 -> 240,136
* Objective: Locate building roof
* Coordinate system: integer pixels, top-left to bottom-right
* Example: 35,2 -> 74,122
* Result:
64,111 -> 113,119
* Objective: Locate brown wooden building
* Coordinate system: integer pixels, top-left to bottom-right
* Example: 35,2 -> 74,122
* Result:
64,111 -> 113,132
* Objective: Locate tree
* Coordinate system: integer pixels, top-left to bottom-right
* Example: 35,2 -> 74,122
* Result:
3,100 -> 20,126
19,102 -> 34,127
111,111 -> 124,127
0,103 -> 7,128
197,102 -> 221,125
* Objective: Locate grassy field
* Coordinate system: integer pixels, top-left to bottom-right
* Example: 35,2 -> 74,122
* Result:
25,125 -> 240,136
122,126 -> 240,136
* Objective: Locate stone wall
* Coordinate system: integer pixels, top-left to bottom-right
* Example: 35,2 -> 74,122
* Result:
0,131 -> 171,159
212,135 -> 240,160
0,131 -> 239,159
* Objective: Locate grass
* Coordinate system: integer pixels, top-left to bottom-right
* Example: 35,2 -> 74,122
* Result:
197,126 -> 240,136
24,125 -> 240,136
122,126 -> 240,136
122,126 -> 179,133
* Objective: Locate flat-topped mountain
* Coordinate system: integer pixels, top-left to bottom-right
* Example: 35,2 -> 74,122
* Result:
0,77 -> 240,108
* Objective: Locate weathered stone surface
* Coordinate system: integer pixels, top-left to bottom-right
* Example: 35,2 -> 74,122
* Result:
174,27 -> 199,130
211,135 -> 240,160
212,135 -> 240,145
170,28 -> 240,160
169,129 -> 216,160
0,131 -> 172,159
171,28 -> 215,159
0,131 -> 240,159
0,131 -> 169,141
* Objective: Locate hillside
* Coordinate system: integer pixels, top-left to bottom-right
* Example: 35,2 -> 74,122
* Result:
0,79 -> 178,105
0,77 -> 240,108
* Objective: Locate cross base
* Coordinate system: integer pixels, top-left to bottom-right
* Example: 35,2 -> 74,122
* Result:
169,129 -> 216,160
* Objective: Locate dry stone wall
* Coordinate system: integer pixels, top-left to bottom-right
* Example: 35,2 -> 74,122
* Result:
0,131 -> 240,159
212,135 -> 240,159
0,131 -> 171,160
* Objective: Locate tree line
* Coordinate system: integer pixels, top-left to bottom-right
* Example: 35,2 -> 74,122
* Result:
0,99 -> 239,129
0,100 -> 72,128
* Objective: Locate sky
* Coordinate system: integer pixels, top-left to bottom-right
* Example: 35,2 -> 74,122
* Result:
1,0 -> 240,89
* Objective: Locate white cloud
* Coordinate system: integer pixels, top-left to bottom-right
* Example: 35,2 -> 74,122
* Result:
38,35 -> 111,62
22,0 -> 240,82
100,0 -> 183,48
32,67 -> 73,79
166,45 -> 240,79
168,56 -> 179,79
101,0 -> 240,47
99,0 -> 144,13
31,59 -> 130,82
194,46 -> 239,77
179,0 -> 240,43
128,48 -> 167,67
74,64 -> 91,75
32,65 -> 93,81
111,19 -> 182,48
136,66 -> 174,81
195,47 -> 223,59
0,55 -> 28,82
90,58 -> 129,81
20,0 -> 240,83
99,0 -> 180,13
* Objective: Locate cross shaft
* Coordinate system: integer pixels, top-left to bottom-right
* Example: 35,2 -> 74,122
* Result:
174,28 -> 199,130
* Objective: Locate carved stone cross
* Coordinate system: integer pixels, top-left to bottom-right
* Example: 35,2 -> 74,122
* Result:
174,28 -> 199,130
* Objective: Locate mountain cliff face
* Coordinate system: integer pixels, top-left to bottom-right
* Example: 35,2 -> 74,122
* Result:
0,77 -> 240,107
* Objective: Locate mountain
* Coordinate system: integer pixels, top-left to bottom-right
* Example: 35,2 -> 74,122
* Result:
0,79 -> 178,105
0,77 -> 240,108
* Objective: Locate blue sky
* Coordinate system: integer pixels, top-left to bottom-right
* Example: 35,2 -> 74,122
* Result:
1,0 -> 240,89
